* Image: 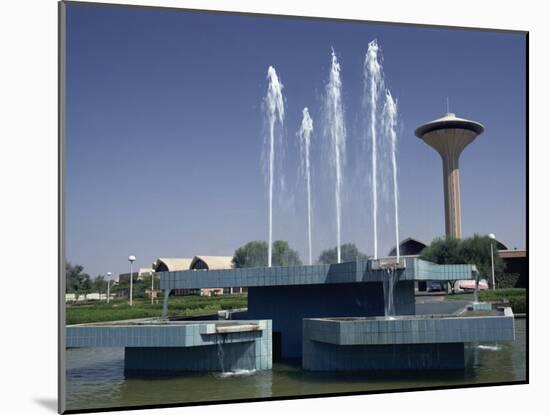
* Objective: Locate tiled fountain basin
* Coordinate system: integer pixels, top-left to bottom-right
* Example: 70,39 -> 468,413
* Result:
304,307 -> 514,346
66,319 -> 272,373
302,308 -> 514,371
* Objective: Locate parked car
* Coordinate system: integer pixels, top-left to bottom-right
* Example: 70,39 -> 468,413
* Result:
452,279 -> 489,293
427,281 -> 446,292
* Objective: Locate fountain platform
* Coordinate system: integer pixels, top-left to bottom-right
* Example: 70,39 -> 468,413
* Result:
66,319 -> 272,373
159,258 -> 476,292
66,259 -> 511,372
302,307 -> 514,370
157,258 -> 479,359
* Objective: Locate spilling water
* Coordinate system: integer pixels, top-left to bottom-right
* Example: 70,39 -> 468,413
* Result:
383,268 -> 399,317
298,108 -> 314,265
324,48 -> 346,263
216,369 -> 258,379
216,334 -> 225,373
477,345 -> 502,351
264,66 -> 285,267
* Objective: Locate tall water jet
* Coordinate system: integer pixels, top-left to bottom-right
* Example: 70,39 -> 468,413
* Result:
324,48 -> 346,264
364,39 -> 384,259
299,107 -> 314,265
264,66 -> 285,267
383,90 -> 400,261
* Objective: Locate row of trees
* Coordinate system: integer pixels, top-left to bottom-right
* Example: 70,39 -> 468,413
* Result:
66,262 -> 159,300
67,234 -> 505,298
231,236 -> 507,281
66,262 -> 109,297
231,240 -> 368,268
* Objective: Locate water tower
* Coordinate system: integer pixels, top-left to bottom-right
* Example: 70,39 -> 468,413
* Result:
415,113 -> 484,238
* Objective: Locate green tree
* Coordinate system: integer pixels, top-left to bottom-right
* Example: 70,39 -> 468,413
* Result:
232,240 -> 302,268
232,241 -> 268,268
272,240 -> 302,266
132,278 -> 148,299
419,237 -> 463,265
317,243 -> 368,265
420,234 -> 505,288
65,262 -> 89,294
459,234 -> 505,283
80,275 -> 92,300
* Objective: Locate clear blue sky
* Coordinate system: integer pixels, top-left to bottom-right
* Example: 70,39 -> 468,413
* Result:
65,3 -> 526,278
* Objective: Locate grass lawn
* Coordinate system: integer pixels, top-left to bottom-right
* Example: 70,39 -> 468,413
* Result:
446,288 -> 526,314
66,295 -> 248,325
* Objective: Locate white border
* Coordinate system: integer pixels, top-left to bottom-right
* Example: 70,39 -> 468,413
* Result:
1,0 -> 546,414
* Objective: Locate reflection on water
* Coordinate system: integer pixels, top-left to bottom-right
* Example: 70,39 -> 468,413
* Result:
66,319 -> 526,411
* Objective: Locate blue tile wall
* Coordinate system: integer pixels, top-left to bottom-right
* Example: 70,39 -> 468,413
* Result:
159,259 -> 477,291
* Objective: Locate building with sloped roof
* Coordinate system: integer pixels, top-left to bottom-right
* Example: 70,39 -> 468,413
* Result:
150,255 -> 243,296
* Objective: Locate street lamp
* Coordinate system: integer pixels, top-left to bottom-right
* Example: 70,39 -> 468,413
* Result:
106,271 -> 112,304
488,233 -> 496,291
150,262 -> 156,305
128,255 -> 136,306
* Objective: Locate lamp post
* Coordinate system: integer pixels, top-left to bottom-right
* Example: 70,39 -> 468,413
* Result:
128,255 -> 136,306
488,233 -> 496,291
106,271 -> 112,304
151,262 -> 158,305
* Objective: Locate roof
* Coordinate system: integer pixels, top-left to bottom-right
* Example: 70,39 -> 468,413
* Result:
190,255 -> 234,270
493,239 -> 510,250
415,113 -> 485,137
154,258 -> 193,272
138,268 -> 154,276
388,237 -> 428,257
498,249 -> 526,259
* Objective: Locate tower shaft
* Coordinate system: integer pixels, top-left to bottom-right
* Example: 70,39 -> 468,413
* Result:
441,151 -> 462,238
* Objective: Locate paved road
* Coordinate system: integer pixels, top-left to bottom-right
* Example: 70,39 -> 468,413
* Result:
415,293 -> 447,303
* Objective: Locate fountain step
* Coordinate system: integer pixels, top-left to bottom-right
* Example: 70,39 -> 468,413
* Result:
216,324 -> 260,333
66,319 -> 270,348
303,307 -> 514,346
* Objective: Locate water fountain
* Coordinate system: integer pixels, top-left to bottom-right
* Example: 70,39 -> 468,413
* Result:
383,90 -> 400,262
324,48 -> 346,263
364,39 -> 383,260
68,42 -> 515,376
364,40 -> 402,316
264,66 -> 285,268
299,107 -> 314,265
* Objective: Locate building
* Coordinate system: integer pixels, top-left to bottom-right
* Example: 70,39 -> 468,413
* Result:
151,255 -> 243,296
189,255 -> 244,295
152,258 -> 193,296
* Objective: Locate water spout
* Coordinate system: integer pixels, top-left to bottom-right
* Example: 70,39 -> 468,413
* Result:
364,40 -> 384,260
324,48 -> 346,263
264,66 -> 285,267
299,107 -> 314,265
382,90 -> 400,262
